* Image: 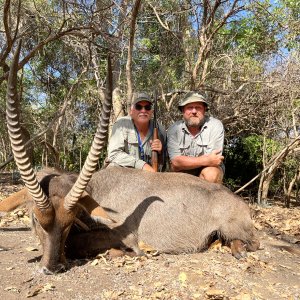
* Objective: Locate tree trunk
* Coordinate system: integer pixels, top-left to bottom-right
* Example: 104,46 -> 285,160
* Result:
126,0 -> 141,112
285,166 -> 300,208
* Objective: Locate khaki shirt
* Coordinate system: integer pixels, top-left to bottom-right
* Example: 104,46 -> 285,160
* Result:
167,116 -> 224,172
107,116 -> 167,170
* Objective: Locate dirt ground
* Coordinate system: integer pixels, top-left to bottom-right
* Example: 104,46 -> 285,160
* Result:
0,175 -> 299,300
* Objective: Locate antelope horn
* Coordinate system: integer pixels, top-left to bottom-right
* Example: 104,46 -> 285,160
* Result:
64,54 -> 113,210
6,40 -> 50,210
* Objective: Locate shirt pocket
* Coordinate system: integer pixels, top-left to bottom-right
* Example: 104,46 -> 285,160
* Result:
179,140 -> 190,156
126,132 -> 139,157
195,139 -> 208,155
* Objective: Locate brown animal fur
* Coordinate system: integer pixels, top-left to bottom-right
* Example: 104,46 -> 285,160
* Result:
88,167 -> 260,255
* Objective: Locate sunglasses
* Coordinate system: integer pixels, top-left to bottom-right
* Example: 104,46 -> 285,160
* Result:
135,103 -> 152,111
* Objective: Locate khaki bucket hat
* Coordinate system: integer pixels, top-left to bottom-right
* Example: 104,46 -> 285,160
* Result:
178,92 -> 209,110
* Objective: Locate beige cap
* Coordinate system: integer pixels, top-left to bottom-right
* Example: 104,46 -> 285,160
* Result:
132,92 -> 153,105
178,92 -> 209,110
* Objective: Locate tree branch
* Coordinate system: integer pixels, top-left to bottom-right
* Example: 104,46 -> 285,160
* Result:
235,136 -> 300,194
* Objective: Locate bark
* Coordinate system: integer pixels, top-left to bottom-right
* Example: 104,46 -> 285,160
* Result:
259,137 -> 300,203
188,0 -> 241,89
235,137 -> 300,204
126,0 -> 142,113
285,162 -> 300,207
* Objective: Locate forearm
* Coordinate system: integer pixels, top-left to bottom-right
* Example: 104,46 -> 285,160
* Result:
108,139 -> 146,169
108,121 -> 146,169
170,155 -> 210,171
108,151 -> 145,169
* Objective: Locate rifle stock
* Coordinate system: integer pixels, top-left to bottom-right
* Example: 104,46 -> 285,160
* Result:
152,127 -> 159,172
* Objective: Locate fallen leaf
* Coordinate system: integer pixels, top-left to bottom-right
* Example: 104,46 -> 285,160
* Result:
139,240 -> 157,252
178,272 -> 187,286
239,293 -> 252,300
209,239 -> 223,251
26,288 -> 41,298
91,259 -> 99,266
25,246 -> 38,252
4,286 -> 20,292
206,288 -> 225,299
26,283 -> 55,298
42,283 -> 55,292
192,292 -> 202,299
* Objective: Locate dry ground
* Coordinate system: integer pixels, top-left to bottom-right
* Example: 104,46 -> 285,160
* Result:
0,174 -> 299,300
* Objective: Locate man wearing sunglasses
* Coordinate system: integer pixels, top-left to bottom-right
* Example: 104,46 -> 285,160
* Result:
167,92 -> 224,183
107,92 -> 166,172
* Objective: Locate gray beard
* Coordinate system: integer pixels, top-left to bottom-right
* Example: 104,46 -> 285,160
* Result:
184,117 -> 205,128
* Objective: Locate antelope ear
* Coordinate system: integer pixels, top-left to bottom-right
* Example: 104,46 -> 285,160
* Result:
0,188 -> 30,212
77,191 -> 116,224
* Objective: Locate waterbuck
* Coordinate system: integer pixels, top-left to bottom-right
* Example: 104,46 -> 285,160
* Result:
1,167 -> 260,267
1,42 -> 259,275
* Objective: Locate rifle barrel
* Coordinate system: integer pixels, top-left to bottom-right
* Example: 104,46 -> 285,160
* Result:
151,91 -> 159,172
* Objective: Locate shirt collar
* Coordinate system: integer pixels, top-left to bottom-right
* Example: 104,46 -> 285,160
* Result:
132,118 -> 154,144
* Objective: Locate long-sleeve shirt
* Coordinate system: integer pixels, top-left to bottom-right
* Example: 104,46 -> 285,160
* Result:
107,116 -> 167,171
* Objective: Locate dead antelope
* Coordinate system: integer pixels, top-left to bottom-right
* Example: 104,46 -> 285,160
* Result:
1,166 -> 260,264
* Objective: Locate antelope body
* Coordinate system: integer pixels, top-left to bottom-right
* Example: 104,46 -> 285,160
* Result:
86,167 -> 259,255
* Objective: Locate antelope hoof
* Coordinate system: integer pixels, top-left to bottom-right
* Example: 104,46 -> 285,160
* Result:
41,263 -> 67,275
134,248 -> 145,256
230,239 -> 247,259
246,239 -> 260,252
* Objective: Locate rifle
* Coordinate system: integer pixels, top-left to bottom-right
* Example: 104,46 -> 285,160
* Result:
151,91 -> 159,172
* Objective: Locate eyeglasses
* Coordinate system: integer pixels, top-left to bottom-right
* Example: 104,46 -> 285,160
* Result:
184,105 -> 205,111
135,103 -> 152,111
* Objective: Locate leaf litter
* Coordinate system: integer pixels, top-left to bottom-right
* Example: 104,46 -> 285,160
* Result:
0,182 -> 299,299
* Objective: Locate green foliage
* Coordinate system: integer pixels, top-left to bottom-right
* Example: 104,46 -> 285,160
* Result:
224,135 -> 282,190
282,0 -> 300,18
224,137 -> 260,190
282,154 -> 299,184
243,135 -> 281,164
1,0 -> 299,205
225,10 -> 280,56
131,3 -> 186,91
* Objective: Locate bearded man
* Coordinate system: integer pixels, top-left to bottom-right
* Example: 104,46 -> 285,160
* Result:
167,92 -> 224,183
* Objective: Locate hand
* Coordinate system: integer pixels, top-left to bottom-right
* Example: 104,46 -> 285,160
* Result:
208,149 -> 224,167
150,139 -> 162,153
142,163 -> 156,172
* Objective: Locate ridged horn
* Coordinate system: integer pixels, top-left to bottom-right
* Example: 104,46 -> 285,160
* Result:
6,40 -> 50,210
64,54 -> 113,210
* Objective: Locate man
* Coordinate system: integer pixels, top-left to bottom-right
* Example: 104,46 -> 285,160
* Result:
167,92 -> 224,183
107,92 -> 166,172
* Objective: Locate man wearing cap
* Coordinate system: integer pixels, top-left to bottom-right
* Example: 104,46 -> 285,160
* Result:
167,92 -> 224,183
107,92 -> 166,172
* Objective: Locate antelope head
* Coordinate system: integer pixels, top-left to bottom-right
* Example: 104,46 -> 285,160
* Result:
6,41 -> 113,274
